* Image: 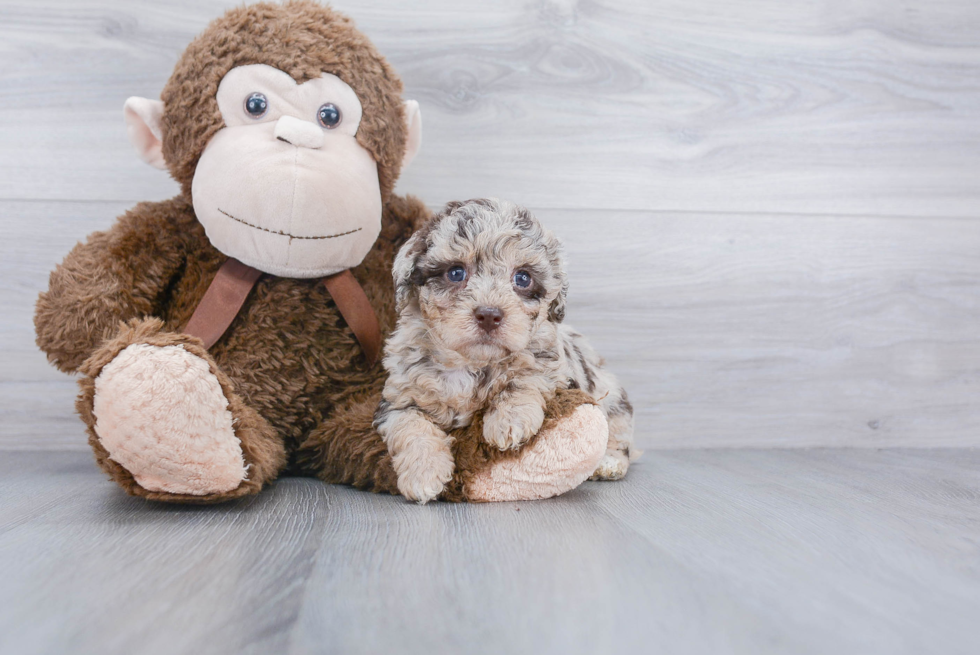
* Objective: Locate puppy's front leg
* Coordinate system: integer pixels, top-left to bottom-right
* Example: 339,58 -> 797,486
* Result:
483,386 -> 546,451
376,407 -> 454,504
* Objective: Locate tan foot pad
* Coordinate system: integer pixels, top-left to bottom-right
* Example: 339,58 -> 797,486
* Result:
92,343 -> 247,495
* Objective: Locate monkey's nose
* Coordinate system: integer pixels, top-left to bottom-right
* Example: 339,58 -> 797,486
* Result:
274,115 -> 324,149
474,306 -> 504,333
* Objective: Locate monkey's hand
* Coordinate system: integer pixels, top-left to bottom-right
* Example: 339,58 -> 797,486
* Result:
377,406 -> 455,504
35,199 -> 193,373
483,396 -> 546,451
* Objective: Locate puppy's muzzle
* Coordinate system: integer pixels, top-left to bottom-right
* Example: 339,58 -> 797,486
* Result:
474,306 -> 504,333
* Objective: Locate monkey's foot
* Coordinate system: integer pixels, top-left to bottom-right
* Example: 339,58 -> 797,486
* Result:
465,403 -> 608,502
91,342 -> 247,496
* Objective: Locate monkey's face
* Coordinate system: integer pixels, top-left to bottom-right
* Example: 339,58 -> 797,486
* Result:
190,64 -> 382,278
124,3 -> 422,278
394,200 -> 568,367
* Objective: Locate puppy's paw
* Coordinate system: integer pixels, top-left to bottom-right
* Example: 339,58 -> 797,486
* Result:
483,401 -> 545,451
393,447 -> 455,504
589,451 -> 630,481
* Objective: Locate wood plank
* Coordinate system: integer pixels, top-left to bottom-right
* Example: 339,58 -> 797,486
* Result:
538,207 -> 980,448
4,200 -> 980,449
585,448 -> 980,655
0,452 -> 330,655
0,449 -> 978,654
0,0 -> 979,216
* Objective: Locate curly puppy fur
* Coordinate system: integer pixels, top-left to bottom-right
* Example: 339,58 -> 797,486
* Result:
375,199 -> 635,503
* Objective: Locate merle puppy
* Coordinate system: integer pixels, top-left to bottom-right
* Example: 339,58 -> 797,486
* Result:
375,199 -> 634,503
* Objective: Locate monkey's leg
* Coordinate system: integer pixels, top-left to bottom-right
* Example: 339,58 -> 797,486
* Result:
77,318 -> 287,503
295,389 -> 607,503
445,389 -> 608,502
293,390 -> 399,493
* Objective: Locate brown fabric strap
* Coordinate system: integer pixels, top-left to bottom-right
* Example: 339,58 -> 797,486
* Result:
182,258 -> 262,349
182,259 -> 380,366
322,269 -> 382,367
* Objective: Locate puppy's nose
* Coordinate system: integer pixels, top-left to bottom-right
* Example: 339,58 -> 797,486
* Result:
474,306 -> 504,332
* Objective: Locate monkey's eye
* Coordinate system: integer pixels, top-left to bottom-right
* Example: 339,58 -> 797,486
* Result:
317,103 -> 342,129
446,266 -> 467,283
513,270 -> 532,289
244,92 -> 268,118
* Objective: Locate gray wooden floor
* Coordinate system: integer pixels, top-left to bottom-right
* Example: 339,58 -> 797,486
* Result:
1,449 -> 978,655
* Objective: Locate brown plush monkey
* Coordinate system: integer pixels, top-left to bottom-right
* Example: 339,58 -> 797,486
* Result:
34,1 -> 608,504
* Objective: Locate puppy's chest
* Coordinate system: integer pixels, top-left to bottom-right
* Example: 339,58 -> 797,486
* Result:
418,368 -> 506,428
440,368 -> 481,400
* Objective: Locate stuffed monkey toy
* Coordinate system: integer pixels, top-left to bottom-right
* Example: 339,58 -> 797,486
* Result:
34,1 -> 608,504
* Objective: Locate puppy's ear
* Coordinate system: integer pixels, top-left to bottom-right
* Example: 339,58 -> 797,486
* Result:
394,208 -> 455,311
393,222 -> 435,312
393,233 -> 422,312
543,226 -> 569,323
442,200 -> 465,215
548,275 -> 569,323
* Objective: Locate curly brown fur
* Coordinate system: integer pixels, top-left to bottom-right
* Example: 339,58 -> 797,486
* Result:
293,389 -> 398,493
375,199 -> 635,503
35,196 -> 205,373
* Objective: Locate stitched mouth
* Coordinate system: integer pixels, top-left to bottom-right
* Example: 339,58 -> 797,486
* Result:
218,208 -> 363,240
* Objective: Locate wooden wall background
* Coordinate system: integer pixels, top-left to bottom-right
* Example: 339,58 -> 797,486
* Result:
2,0 -> 979,450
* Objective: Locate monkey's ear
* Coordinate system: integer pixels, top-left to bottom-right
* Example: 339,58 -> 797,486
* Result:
401,100 -> 422,170
123,97 -> 167,170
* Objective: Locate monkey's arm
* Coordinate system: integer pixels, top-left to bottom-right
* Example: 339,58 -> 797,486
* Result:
35,198 -> 197,373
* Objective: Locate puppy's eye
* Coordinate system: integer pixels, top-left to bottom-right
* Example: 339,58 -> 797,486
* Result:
513,270 -> 532,289
446,266 -> 467,283
244,92 -> 268,118
317,103 -> 342,129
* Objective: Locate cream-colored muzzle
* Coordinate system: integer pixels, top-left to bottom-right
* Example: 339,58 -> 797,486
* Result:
274,115 -> 324,149
125,64 -> 422,279
192,122 -> 382,278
